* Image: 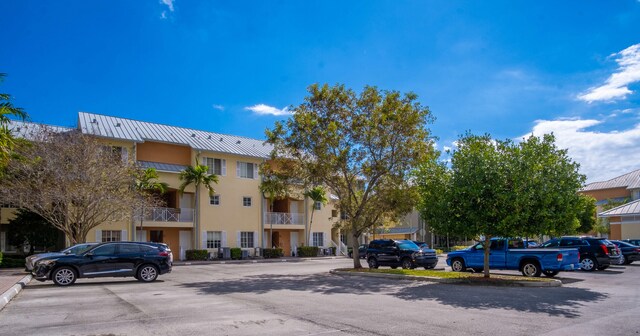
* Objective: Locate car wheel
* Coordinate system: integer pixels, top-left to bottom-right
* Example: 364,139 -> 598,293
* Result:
137,264 -> 159,282
521,261 -> 541,277
52,266 -> 77,286
401,258 -> 414,270
542,270 -> 559,277
367,257 -> 379,269
450,258 -> 465,272
620,255 -> 627,265
580,257 -> 597,272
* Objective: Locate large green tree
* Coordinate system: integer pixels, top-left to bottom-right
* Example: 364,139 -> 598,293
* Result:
7,209 -> 60,255
416,133 -> 586,277
178,160 -> 218,249
0,73 -> 28,170
266,84 -> 437,268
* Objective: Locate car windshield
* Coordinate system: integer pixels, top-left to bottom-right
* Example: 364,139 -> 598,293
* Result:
65,244 -> 95,255
397,241 -> 419,250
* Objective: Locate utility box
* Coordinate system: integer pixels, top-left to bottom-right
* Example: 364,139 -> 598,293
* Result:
254,247 -> 261,257
222,247 -> 231,259
241,249 -> 249,260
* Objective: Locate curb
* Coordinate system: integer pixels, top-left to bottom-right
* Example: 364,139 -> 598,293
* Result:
0,274 -> 32,311
330,269 -> 562,287
173,256 -> 341,266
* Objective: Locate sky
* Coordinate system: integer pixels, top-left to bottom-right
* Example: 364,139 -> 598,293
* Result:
1,1 -> 639,183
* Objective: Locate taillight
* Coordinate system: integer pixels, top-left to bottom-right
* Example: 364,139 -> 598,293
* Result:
636,248 -> 640,253
556,253 -> 563,262
159,251 -> 169,257
577,252 -> 580,260
600,244 -> 609,255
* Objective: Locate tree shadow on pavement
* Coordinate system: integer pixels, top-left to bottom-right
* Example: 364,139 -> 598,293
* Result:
179,273 -> 607,318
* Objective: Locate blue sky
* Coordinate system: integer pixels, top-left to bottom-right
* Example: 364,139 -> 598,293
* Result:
1,1 -> 640,183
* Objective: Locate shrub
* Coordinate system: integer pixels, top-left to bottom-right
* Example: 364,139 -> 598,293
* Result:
0,252 -> 3,266
185,249 -> 209,261
297,246 -> 319,257
262,248 -> 283,258
230,247 -> 242,260
0,256 -> 25,269
435,249 -> 444,255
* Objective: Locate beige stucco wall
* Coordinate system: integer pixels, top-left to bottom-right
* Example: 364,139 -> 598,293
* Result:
621,223 -> 640,239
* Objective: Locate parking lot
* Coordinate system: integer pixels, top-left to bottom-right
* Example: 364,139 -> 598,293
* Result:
1,257 -> 639,336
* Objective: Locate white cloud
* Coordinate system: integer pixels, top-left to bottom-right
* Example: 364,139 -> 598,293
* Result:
212,104 -> 225,111
578,43 -> 640,103
161,0 -> 174,12
522,118 -> 640,183
244,104 -> 292,116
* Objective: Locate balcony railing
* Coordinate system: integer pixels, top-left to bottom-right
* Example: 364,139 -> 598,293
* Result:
264,212 -> 304,225
136,207 -> 194,223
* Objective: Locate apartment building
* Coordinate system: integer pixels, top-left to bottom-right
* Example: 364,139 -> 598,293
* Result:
580,169 -> 640,239
1,112 -> 342,259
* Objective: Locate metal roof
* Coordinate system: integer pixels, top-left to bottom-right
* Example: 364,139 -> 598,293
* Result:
138,160 -> 187,173
376,227 -> 419,235
599,199 -> 640,217
582,169 -> 640,191
78,112 -> 274,159
8,120 -> 74,139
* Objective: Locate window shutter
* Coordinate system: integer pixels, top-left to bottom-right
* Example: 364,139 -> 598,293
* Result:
121,230 -> 127,241
253,163 -> 258,179
252,232 -> 257,248
95,230 -> 102,243
202,231 -> 208,250
222,231 -> 227,247
222,159 -> 226,176
236,232 -> 242,248
236,161 -> 241,177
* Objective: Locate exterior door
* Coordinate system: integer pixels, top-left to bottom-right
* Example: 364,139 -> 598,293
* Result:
290,232 -> 298,256
489,240 -> 507,268
466,242 -> 485,268
179,230 -> 192,261
80,244 -> 118,277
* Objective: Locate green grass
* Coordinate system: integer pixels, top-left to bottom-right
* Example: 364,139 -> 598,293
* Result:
340,268 -> 554,282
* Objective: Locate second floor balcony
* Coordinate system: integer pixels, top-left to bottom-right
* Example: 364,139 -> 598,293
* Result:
264,212 -> 304,226
136,207 -> 194,223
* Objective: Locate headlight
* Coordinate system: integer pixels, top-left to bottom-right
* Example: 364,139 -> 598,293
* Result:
36,259 -> 56,266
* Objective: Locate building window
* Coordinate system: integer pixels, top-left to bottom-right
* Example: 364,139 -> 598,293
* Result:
237,161 -> 258,179
340,233 -> 347,245
204,157 -> 226,176
340,211 -> 348,220
633,189 -> 640,201
207,231 -> 222,249
241,232 -> 254,248
102,230 -> 122,242
210,195 -> 220,205
312,232 -> 324,247
331,209 -> 338,218
314,201 -> 322,210
243,197 -> 252,207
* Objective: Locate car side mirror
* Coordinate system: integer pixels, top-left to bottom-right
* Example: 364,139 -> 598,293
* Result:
85,252 -> 94,257
64,251 -> 71,255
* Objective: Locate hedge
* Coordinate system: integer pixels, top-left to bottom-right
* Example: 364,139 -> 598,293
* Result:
262,248 -> 283,259
0,252 -> 3,266
297,246 -> 319,257
185,249 -> 209,261
230,247 -> 242,260
0,256 -> 25,269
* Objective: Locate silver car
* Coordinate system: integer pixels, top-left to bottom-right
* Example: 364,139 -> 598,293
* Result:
25,243 -> 98,271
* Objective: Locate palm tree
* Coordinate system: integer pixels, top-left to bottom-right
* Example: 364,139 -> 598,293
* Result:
305,186 -> 328,246
0,73 -> 28,168
259,176 -> 289,248
134,167 -> 169,240
179,160 -> 218,249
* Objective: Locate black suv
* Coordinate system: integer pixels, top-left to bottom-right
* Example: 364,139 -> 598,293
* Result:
32,241 -> 173,286
538,237 -> 618,271
366,239 -> 438,270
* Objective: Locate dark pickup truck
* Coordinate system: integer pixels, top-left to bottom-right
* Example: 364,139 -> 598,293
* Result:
446,238 -> 580,277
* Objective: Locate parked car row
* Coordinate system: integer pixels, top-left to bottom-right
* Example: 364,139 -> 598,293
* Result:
536,236 -> 619,271
366,239 -> 438,270
29,241 -> 173,286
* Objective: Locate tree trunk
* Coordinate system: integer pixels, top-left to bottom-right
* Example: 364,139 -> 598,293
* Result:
308,208 -> 315,246
194,187 -> 200,250
483,235 -> 491,278
352,231 -> 362,269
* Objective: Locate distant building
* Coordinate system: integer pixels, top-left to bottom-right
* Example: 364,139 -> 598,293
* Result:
580,169 -> 640,239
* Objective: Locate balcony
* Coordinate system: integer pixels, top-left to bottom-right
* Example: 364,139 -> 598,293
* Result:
136,207 -> 194,224
264,212 -> 304,226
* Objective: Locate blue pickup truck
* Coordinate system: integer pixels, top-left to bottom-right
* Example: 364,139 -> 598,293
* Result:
446,238 -> 580,277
